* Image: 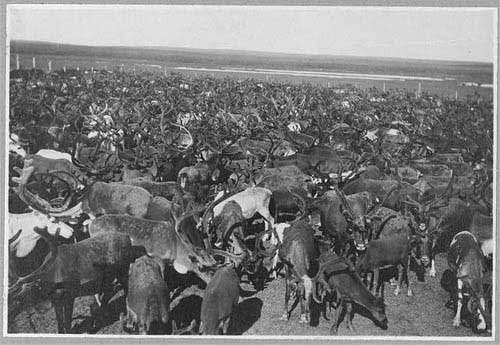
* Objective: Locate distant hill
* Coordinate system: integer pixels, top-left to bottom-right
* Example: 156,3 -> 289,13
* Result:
10,40 -> 493,82
10,40 -> 493,87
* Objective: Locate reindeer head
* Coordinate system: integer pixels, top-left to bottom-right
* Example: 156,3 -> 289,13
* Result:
172,208 -> 219,283
334,185 -> 394,251
8,226 -> 58,306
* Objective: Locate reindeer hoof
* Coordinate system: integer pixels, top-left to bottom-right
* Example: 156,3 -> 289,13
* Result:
407,289 -> 413,297
126,321 -> 134,331
330,327 -> 339,335
429,269 -> 436,277
394,288 -> 401,296
453,318 -> 460,328
477,319 -> 486,331
279,312 -> 289,321
299,314 -> 309,323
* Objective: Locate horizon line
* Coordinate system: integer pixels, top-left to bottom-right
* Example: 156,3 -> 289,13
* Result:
9,39 -> 494,65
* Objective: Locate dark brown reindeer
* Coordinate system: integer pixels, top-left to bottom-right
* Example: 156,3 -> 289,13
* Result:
199,265 -> 240,335
9,227 -> 135,334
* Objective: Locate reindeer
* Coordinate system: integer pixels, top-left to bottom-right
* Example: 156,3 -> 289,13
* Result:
122,255 -> 170,335
312,251 -> 388,334
277,220 -> 315,323
446,231 -> 489,333
88,211 -> 218,284
202,187 -> 275,243
199,266 -> 240,335
9,228 -> 135,333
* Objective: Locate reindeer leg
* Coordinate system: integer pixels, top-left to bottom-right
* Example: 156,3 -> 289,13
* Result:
302,276 -> 312,324
429,258 -> 436,277
429,241 -> 437,277
298,283 -> 309,324
125,306 -> 136,331
299,294 -> 306,323
119,312 -> 128,332
330,299 -> 345,335
327,298 -> 334,319
271,253 -> 279,279
346,302 -> 355,332
394,264 -> 403,296
63,296 -> 75,333
406,256 -> 413,296
453,279 -> 463,327
280,273 -> 290,320
477,297 -> 487,331
375,275 -> 381,296
222,316 -> 231,335
288,289 -> 301,320
53,298 -> 65,334
373,269 -> 380,296
366,272 -> 372,290
115,263 -> 130,295
93,273 -> 114,329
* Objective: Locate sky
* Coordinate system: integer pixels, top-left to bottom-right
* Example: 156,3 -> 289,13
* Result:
7,5 -> 497,63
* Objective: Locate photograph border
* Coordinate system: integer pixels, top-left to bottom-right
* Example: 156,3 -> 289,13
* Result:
1,1 -> 498,344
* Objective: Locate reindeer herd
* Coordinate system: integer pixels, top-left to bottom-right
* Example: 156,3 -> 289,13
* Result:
7,68 -> 493,335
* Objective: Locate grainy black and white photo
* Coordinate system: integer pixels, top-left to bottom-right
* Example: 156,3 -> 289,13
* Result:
4,4 -> 497,339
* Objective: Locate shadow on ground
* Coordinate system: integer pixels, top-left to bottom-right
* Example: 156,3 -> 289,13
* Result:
231,297 -> 263,335
170,295 -> 203,330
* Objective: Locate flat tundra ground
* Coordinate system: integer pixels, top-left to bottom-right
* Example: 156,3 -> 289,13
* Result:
9,255 -> 491,338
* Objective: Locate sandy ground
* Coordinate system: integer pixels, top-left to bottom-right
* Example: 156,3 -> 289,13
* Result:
8,254 -> 491,338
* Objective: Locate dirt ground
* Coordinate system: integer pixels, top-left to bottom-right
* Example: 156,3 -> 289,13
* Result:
8,254 -> 491,338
